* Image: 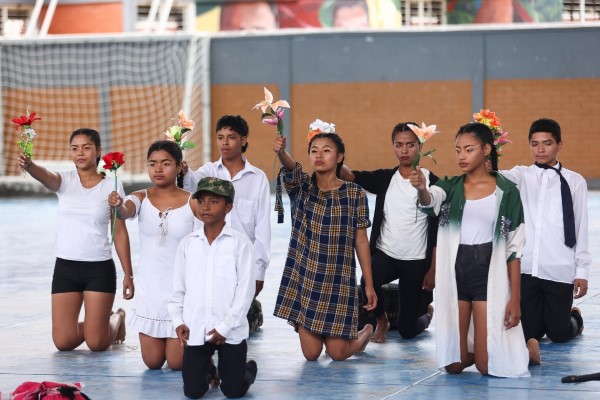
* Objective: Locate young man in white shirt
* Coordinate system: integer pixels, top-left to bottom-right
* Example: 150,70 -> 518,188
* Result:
501,118 -> 591,365
169,177 -> 257,399
182,115 -> 270,332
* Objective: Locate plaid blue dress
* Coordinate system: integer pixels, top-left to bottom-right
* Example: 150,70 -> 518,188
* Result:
273,163 -> 371,339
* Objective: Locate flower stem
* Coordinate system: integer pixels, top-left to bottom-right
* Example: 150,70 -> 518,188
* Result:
110,172 -> 118,245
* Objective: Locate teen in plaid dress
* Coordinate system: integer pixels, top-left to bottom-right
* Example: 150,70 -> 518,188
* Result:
272,129 -> 377,361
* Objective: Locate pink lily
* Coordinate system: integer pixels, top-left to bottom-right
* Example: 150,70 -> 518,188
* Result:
262,108 -> 285,125
494,131 -> 512,145
253,87 -> 290,113
407,122 -> 439,144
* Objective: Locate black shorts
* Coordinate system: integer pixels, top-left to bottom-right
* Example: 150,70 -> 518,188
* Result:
455,242 -> 492,302
52,257 -> 117,294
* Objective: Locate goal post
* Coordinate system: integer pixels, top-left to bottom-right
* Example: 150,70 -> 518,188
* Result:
0,33 -> 211,191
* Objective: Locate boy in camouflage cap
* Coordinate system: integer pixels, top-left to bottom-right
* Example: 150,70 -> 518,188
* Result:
192,177 -> 235,203
170,176 -> 257,398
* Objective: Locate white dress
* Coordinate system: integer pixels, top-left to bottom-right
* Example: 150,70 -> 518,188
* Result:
129,191 -> 195,338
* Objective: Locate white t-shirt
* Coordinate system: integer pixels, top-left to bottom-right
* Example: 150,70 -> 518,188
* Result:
55,170 -> 125,261
376,169 -> 429,260
459,193 -> 495,245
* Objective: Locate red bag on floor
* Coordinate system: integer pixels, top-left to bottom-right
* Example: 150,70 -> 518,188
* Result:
11,381 -> 90,400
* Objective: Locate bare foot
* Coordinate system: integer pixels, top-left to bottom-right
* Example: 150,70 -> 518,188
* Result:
370,316 -> 390,343
113,308 -> 126,344
209,357 -> 220,388
357,324 -> 374,353
527,338 -> 541,365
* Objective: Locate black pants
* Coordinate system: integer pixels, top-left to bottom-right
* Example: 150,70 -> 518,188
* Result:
361,251 -> 432,339
182,340 -> 256,399
521,274 -> 582,343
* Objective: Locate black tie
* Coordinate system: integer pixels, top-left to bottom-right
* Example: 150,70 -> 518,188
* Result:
535,162 -> 576,248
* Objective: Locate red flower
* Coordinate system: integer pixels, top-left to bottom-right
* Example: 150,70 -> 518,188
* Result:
11,112 -> 41,128
102,152 -> 125,171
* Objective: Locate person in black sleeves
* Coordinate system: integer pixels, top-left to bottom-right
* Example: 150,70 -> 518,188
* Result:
341,122 -> 437,342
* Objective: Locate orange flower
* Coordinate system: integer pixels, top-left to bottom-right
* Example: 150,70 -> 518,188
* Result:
407,122 -> 439,144
473,109 -> 501,129
178,110 -> 195,130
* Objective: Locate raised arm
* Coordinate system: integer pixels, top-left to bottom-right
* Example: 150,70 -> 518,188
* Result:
17,154 -> 61,192
273,136 -> 296,171
339,165 -> 356,182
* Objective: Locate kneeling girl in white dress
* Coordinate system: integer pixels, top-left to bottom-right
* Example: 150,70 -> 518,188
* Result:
109,140 -> 196,370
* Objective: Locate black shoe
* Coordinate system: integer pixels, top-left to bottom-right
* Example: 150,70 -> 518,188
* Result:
245,359 -> 258,385
571,307 -> 584,335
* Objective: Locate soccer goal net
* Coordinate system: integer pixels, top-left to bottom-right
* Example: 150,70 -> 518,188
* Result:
0,34 -> 210,193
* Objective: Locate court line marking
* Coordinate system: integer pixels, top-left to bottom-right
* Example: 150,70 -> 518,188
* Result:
380,370 -> 442,399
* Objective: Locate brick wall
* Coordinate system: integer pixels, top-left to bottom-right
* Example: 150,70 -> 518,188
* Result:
211,79 -> 600,179
485,78 -> 600,177
209,81 -> 474,179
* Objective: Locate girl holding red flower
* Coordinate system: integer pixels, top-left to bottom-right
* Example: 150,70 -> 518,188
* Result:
16,128 -> 133,352
107,140 -> 197,370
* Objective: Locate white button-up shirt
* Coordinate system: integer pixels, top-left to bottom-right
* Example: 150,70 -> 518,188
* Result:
168,224 -> 255,345
184,158 -> 271,281
502,163 -> 591,283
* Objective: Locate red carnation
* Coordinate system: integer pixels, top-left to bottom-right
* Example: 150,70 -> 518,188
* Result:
11,112 -> 41,129
102,152 -> 125,171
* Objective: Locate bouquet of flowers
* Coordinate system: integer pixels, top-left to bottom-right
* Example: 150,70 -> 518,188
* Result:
165,110 -> 196,150
12,108 -> 41,159
473,109 -> 511,154
253,87 -> 290,136
102,152 -> 125,245
407,122 -> 439,170
306,119 -> 336,143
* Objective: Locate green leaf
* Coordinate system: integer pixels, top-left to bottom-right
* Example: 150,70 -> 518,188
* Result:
422,148 -> 436,158
261,112 -> 273,119
181,141 -> 196,149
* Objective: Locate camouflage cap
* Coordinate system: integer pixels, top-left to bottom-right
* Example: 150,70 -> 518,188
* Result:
192,177 -> 235,202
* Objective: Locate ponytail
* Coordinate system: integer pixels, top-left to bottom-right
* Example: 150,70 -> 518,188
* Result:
489,141 -> 499,172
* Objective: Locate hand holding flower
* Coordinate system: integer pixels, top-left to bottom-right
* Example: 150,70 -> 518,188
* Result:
12,108 -> 41,163
102,152 -> 125,245
273,136 -> 287,153
407,122 -> 440,170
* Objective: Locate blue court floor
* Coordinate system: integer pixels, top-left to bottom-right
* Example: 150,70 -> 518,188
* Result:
1,193 -> 599,399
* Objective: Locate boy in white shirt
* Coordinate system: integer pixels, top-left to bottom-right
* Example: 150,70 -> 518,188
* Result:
169,177 -> 257,399
182,115 -> 270,333
501,118 -> 591,365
